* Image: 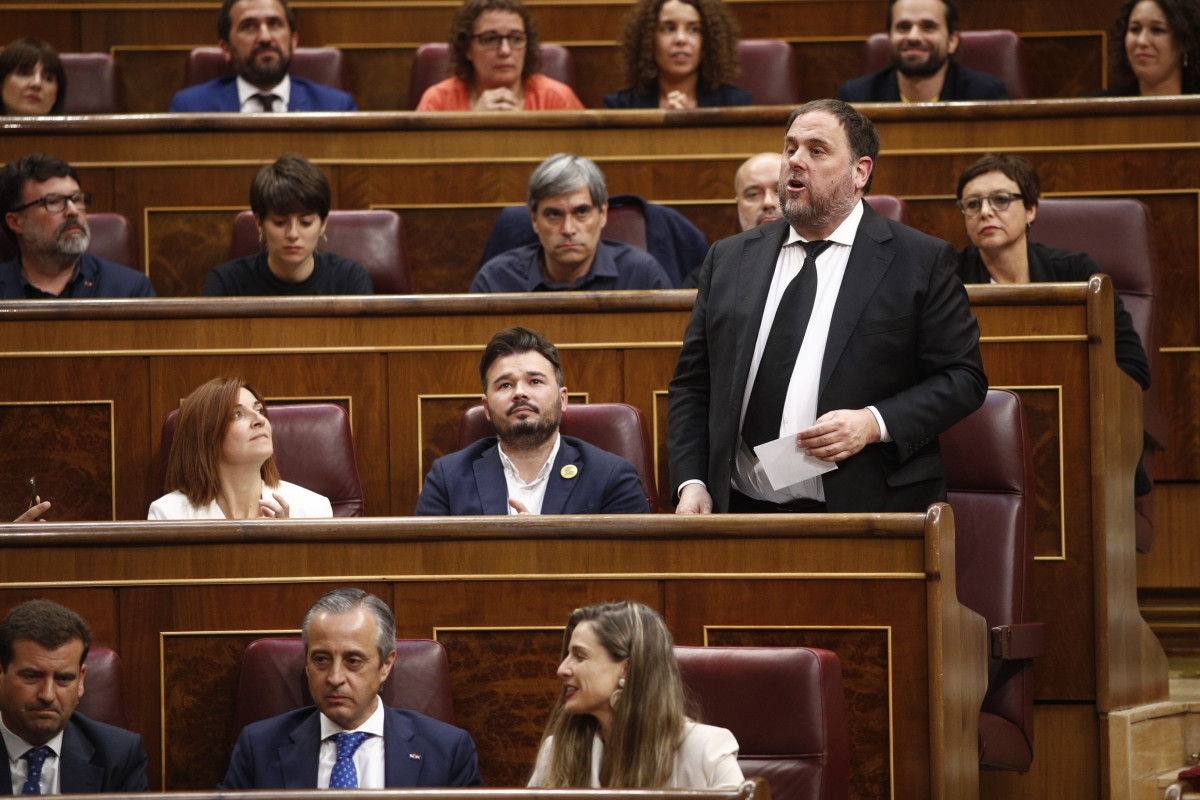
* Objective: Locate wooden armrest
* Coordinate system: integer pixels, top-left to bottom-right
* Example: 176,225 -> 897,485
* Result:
990,622 -> 1045,660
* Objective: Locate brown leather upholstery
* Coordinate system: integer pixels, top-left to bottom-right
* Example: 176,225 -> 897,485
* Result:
60,53 -> 126,113
230,637 -> 455,742
863,194 -> 910,225
0,212 -> 136,269
406,42 -> 575,109
603,204 -> 648,251
457,402 -> 658,512
941,388 -> 1044,772
1030,197 -> 1163,552
675,646 -> 849,800
77,646 -> 129,729
734,40 -> 800,105
183,46 -> 351,93
862,30 -> 1030,99
230,209 -> 411,294
156,402 -> 365,517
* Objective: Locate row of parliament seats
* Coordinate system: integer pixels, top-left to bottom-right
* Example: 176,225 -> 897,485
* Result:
48,29 -> 1028,114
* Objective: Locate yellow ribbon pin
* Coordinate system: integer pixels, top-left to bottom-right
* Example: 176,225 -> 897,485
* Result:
560,464 -> 579,479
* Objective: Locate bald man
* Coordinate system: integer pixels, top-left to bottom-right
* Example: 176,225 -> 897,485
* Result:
735,152 -> 782,231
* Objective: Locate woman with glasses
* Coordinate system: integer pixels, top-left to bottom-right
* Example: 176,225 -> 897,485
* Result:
955,153 -> 1150,389
149,376 -> 333,520
1,38 -> 66,116
528,600 -> 743,790
416,0 -> 583,111
604,0 -> 748,109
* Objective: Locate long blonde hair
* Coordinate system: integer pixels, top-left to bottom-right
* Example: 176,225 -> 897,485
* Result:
535,601 -> 687,787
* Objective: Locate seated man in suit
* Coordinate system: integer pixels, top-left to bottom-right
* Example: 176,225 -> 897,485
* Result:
0,154 -> 155,299
736,152 -> 783,232
0,599 -> 148,793
837,0 -> 1007,103
415,326 -> 650,515
220,588 -> 482,788
471,154 -> 671,292
169,0 -> 357,112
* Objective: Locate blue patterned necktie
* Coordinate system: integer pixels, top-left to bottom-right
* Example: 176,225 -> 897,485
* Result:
21,746 -> 51,795
329,731 -> 369,789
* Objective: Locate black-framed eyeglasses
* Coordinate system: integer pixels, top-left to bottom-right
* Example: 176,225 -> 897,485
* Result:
471,31 -> 527,50
957,192 -> 1023,217
11,192 -> 92,214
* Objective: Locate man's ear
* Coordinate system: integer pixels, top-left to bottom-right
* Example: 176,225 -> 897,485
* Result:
4,212 -> 23,238
481,395 -> 491,422
220,40 -> 233,63
947,31 -> 961,56
77,662 -> 87,700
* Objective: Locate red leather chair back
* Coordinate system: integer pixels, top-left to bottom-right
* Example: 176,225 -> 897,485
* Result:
603,204 -> 648,251
1030,197 -> 1162,551
734,39 -> 800,105
156,402 -> 365,517
675,646 -> 849,800
231,637 -> 455,742
407,42 -> 575,109
941,388 -> 1040,771
183,46 -> 351,92
457,402 -> 658,512
863,194 -> 910,225
0,212 -> 138,269
60,53 -> 126,113
77,646 -> 129,729
230,209 -> 411,294
862,30 -> 1029,99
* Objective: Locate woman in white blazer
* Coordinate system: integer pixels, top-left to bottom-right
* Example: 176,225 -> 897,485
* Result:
528,600 -> 744,789
148,376 -> 331,520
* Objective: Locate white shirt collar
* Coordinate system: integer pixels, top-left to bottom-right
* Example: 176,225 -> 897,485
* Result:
318,695 -> 386,740
236,74 -> 292,112
0,714 -> 64,763
497,432 -> 562,486
783,196 -> 865,248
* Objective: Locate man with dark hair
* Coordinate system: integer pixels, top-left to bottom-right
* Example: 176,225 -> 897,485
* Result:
668,99 -> 986,514
220,588 -> 482,789
169,0 -> 357,112
415,326 -> 649,515
837,0 -> 1007,103
471,154 -> 671,292
0,599 -> 148,793
0,154 -> 155,299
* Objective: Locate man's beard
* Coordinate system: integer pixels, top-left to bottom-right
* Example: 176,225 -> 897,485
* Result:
891,47 -> 949,78
494,400 -> 562,451
236,44 -> 292,87
779,172 -> 857,233
27,217 -> 90,265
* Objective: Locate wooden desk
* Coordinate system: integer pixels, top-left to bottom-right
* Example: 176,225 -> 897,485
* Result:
0,510 -> 983,800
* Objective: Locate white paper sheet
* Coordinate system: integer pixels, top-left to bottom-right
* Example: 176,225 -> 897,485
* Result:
753,434 -> 838,490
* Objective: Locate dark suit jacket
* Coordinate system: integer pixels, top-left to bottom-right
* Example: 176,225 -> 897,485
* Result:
0,713 -> 148,793
603,83 -> 753,108
218,705 -> 483,789
667,203 -> 987,513
414,435 -> 649,515
837,61 -> 1008,102
169,75 -> 357,112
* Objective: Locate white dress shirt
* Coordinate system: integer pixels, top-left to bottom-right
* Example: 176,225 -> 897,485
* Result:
733,201 -> 890,502
316,700 -> 386,788
1,717 -> 64,795
498,434 -> 562,515
236,74 -> 292,112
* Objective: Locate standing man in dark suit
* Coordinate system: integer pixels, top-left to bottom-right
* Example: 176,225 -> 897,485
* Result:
415,327 -> 649,515
220,588 -> 482,789
0,599 -> 148,793
668,98 -> 986,514
837,0 -> 1007,103
169,0 -> 357,112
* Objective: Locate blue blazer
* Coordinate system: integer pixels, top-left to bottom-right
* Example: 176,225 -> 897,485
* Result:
219,705 -> 482,789
415,435 -> 649,515
0,713 -> 148,793
837,61 -> 1007,102
169,75 -> 357,112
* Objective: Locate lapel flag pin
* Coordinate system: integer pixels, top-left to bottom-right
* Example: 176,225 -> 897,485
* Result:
410,753 -> 422,760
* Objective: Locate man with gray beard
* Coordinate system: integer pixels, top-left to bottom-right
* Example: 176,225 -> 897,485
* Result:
667,99 -> 985,514
414,326 -> 648,515
0,154 -> 154,299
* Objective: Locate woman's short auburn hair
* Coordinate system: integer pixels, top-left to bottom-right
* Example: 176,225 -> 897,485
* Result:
164,376 -> 280,507
956,153 -> 1041,208
618,0 -> 740,95
249,153 -> 331,221
447,0 -> 542,84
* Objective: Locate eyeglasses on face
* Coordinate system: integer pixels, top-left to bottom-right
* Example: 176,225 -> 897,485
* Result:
471,31 -> 527,50
12,192 -> 92,215
957,192 -> 1023,217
